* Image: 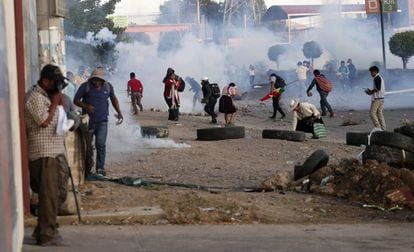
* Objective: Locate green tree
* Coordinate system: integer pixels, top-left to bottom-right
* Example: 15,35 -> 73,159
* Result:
65,0 -> 124,38
389,31 -> 414,69
267,45 -> 286,69
65,0 -> 124,66
303,41 -> 323,66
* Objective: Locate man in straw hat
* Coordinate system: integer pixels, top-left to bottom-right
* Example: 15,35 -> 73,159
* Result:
74,67 -> 123,178
290,99 -> 325,138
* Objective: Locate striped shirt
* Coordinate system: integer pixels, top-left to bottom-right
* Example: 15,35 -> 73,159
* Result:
25,85 -> 66,161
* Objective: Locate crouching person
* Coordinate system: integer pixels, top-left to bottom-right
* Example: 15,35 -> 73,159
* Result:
290,99 -> 326,139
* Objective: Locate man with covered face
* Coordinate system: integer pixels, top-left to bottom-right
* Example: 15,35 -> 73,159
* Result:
25,64 -> 70,246
74,67 -> 123,178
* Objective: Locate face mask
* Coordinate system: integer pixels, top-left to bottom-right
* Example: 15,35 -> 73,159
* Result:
270,76 -> 276,82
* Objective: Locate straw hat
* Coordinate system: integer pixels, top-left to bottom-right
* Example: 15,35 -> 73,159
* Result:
89,68 -> 106,81
289,99 -> 299,111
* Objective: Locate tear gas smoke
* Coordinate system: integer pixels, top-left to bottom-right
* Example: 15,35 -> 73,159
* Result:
66,1 -> 414,114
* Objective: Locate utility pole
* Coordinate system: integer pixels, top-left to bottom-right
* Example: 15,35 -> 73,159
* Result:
379,0 -> 387,69
223,0 -> 261,27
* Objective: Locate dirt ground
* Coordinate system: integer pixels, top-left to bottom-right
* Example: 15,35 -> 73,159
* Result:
79,91 -> 414,225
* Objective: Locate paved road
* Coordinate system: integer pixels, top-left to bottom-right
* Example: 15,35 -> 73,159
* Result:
23,223 -> 414,252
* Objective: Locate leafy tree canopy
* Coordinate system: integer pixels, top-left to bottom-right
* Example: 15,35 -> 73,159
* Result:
389,31 -> 414,69
65,0 -> 124,38
268,45 -> 286,62
302,41 -> 323,64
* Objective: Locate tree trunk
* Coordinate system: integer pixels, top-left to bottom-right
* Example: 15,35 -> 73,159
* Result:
403,57 -> 408,69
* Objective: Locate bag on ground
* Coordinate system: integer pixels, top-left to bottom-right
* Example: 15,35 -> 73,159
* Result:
313,122 -> 327,139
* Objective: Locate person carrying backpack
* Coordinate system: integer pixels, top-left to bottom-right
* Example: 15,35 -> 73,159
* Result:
74,67 -> 123,178
269,73 -> 286,120
306,69 -> 335,117
201,77 -> 219,124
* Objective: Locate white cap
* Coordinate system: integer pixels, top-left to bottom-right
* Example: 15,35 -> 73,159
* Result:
202,77 -> 209,81
289,99 -> 299,110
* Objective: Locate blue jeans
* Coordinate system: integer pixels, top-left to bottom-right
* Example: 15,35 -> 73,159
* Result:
86,121 -> 108,175
319,91 -> 333,115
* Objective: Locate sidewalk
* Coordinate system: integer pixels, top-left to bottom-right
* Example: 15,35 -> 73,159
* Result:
23,223 -> 414,252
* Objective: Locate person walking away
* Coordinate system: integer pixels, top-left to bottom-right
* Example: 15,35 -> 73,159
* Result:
219,82 -> 238,126
25,64 -> 70,246
295,62 -> 308,98
269,73 -> 286,120
249,64 -> 255,87
127,72 -> 144,115
162,68 -> 182,121
347,58 -> 357,88
337,60 -> 349,89
365,66 -> 386,130
201,77 -> 218,124
74,67 -> 123,178
307,69 -> 335,117
186,76 -> 202,112
290,99 -> 325,138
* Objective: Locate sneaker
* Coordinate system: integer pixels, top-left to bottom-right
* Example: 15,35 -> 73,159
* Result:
329,112 -> 335,118
321,112 -> 327,116
280,115 -> 286,119
211,118 -> 217,124
269,116 -> 276,119
96,169 -> 106,176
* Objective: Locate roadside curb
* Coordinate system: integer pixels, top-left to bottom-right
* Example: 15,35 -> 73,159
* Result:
25,206 -> 166,226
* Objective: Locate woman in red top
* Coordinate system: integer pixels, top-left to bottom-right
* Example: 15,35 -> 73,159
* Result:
163,68 -> 181,121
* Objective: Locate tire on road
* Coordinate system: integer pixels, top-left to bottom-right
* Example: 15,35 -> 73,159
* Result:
346,132 -> 369,146
394,125 -> 414,138
197,126 -> 245,141
370,131 -> 414,153
294,149 -> 330,181
141,126 -> 169,138
262,129 -> 306,142
363,145 -> 414,168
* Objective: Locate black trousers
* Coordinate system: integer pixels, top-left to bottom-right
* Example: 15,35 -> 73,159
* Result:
272,96 -> 285,117
204,98 -> 217,120
164,96 -> 179,121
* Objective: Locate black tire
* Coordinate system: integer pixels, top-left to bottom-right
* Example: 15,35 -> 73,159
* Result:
262,129 -> 306,142
197,126 -> 245,141
396,125 -> 414,138
370,131 -> 414,153
294,150 -> 330,181
346,132 -> 369,146
141,126 -> 169,138
363,145 -> 414,168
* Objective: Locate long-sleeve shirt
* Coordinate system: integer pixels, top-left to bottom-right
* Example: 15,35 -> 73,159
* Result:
292,102 -> 321,130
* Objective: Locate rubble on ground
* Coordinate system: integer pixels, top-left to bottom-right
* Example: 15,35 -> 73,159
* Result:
297,159 -> 414,209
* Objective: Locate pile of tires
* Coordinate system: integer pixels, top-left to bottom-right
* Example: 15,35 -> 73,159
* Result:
346,132 -> 370,146
262,129 -> 306,142
362,130 -> 414,168
197,126 -> 245,141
